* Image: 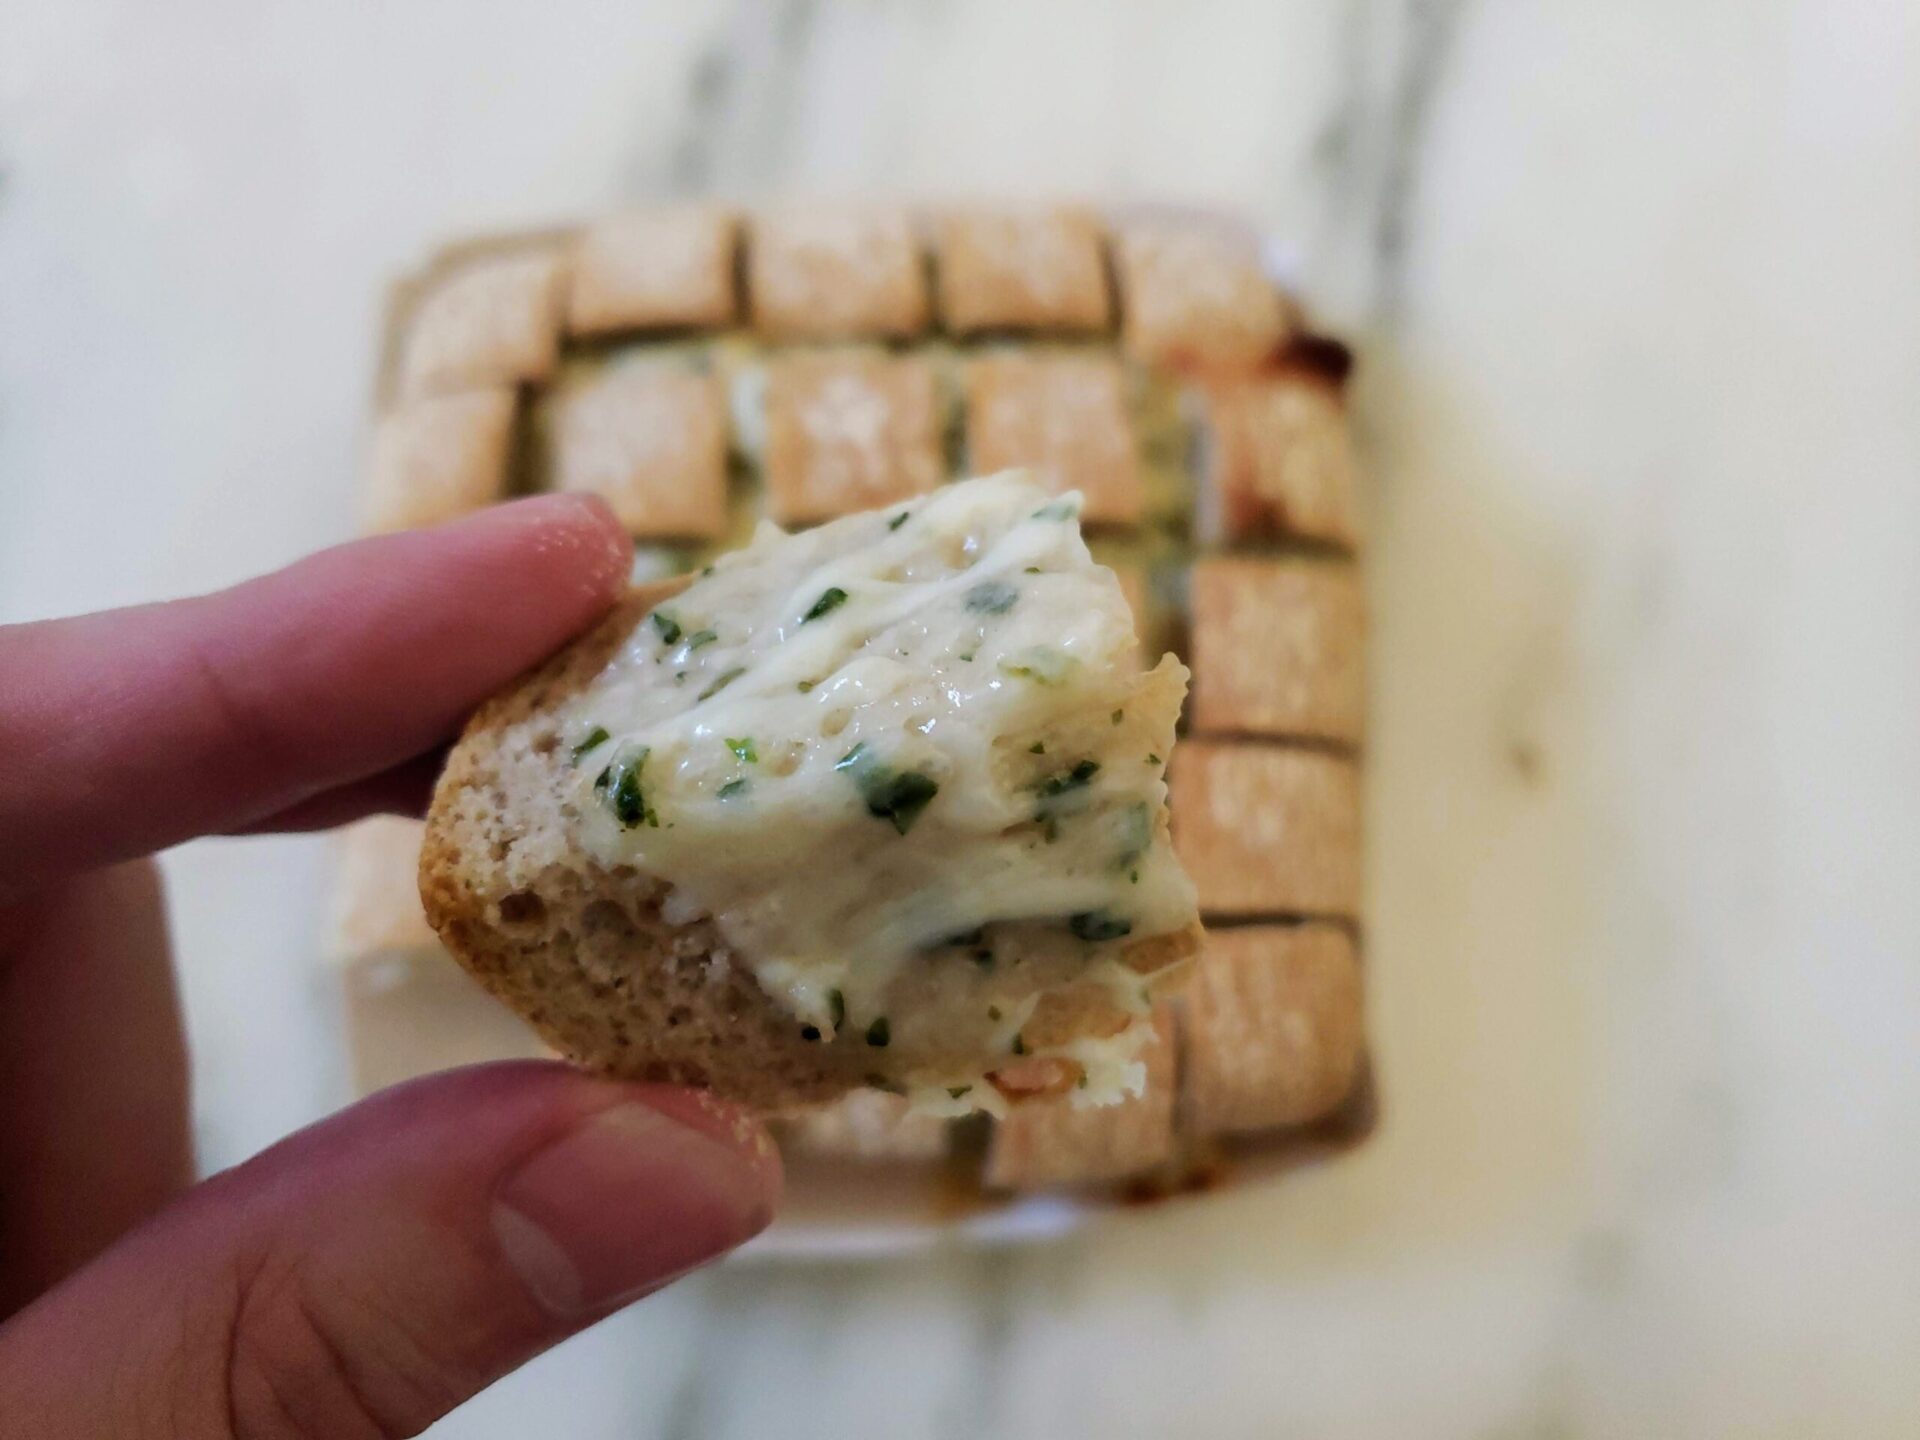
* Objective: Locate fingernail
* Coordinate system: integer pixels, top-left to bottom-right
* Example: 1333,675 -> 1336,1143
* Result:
492,1101 -> 776,1316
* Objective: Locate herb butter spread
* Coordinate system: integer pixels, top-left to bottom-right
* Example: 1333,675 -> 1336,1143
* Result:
566,473 -> 1196,1100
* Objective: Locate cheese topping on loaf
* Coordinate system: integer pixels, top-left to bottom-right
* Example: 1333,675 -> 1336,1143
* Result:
561,473 -> 1196,1076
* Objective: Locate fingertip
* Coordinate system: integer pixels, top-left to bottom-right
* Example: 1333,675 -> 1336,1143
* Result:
480,494 -> 633,601
492,1089 -> 781,1316
624,1086 -> 785,1207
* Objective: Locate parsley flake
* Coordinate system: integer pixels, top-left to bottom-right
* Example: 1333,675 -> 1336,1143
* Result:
1068,910 -> 1133,942
592,746 -> 656,829
835,742 -> 940,834
1034,759 -> 1100,798
963,580 -> 1018,615
803,587 -> 849,622
697,666 -> 745,701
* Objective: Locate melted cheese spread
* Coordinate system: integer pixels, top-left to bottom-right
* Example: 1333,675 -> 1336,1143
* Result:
564,474 -> 1196,1068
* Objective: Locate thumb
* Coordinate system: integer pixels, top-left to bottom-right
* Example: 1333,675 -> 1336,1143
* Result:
0,1061 -> 779,1438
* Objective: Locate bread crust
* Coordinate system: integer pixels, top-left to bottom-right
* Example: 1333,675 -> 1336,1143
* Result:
420,581 -> 1200,1113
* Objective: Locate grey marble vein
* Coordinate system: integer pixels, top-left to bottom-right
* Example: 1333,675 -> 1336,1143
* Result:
1372,0 -> 1468,318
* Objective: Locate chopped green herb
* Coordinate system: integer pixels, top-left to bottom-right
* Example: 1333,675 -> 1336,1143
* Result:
1077,1073 -> 1089,1089
1024,566 -> 1043,574
836,742 -> 940,834
1111,709 -> 1124,725
948,1085 -> 972,1100
1034,759 -> 1100,799
963,580 -> 1018,615
828,989 -> 846,1029
697,666 -> 745,701
1130,870 -> 1140,884
700,564 -> 716,577
800,1024 -> 822,1042
887,512 -> 909,531
674,670 -> 687,683
798,679 -> 816,692
803,586 -> 849,622
987,1005 -> 1003,1022
1010,1033 -> 1028,1056
651,611 -> 682,645
865,1017 -> 891,1048
1069,910 -> 1133,942
726,736 -> 758,763
865,770 -> 938,834
593,746 -> 655,830
684,628 -> 719,650
717,778 -> 750,800
1145,753 -> 1162,766
957,649 -> 976,663
570,726 -> 610,763
1029,741 -> 1046,755
1032,499 -> 1077,521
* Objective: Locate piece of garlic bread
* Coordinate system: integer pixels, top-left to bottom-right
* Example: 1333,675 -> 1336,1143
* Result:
421,474 -> 1201,1112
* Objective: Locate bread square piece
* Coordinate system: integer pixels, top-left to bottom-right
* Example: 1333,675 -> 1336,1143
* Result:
1188,556 -> 1365,744
780,1091 -> 951,1162
1183,923 -> 1364,1135
1168,742 -> 1361,918
763,353 -> 943,523
1200,375 -> 1361,549
1115,224 -> 1293,368
548,365 -> 730,539
565,207 -> 739,336
983,1008 -> 1178,1189
965,354 -> 1142,525
363,389 -> 516,533
399,249 -> 565,396
936,207 -> 1110,334
747,208 -> 929,339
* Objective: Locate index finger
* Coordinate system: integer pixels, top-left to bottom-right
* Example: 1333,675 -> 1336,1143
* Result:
0,495 -> 632,900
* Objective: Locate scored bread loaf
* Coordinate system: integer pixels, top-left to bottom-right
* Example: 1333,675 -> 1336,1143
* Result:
420,477 -> 1201,1114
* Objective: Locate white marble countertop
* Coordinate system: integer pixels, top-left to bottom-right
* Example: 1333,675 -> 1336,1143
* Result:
5,3 -> 1918,1436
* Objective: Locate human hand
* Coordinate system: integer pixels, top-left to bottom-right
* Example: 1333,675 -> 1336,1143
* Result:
0,496 -> 781,1436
